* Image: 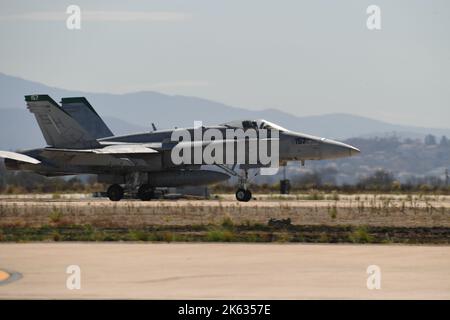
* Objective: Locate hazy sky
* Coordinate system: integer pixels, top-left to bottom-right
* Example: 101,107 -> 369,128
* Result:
0,0 -> 449,128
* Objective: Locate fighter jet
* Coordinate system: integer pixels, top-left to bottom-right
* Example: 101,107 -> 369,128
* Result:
0,95 -> 360,201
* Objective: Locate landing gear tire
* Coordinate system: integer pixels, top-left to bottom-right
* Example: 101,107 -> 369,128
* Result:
244,190 -> 252,201
236,188 -> 252,202
107,184 -> 124,201
137,184 -> 154,201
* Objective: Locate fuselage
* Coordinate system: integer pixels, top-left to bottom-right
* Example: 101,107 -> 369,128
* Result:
102,127 -> 359,161
5,121 -> 360,178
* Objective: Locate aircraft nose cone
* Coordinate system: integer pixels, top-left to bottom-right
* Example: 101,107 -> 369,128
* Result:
319,139 -> 361,159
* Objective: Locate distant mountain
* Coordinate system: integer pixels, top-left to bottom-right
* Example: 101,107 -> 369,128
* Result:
1,72 -> 450,150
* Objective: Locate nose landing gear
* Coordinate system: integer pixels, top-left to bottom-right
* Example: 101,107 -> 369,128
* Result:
235,188 -> 252,202
215,165 -> 255,202
235,169 -> 252,202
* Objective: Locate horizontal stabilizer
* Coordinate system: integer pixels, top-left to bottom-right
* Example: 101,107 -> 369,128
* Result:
0,151 -> 41,164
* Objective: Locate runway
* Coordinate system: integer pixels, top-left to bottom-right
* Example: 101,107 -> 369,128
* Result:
0,243 -> 449,299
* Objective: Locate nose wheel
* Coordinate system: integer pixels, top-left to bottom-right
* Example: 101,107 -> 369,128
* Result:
236,188 -> 252,202
215,165 -> 255,202
236,169 -> 253,202
107,184 -> 124,201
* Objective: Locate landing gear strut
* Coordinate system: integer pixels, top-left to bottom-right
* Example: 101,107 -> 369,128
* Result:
107,184 -> 124,201
137,184 -> 154,201
215,165 -> 254,202
236,169 -> 252,202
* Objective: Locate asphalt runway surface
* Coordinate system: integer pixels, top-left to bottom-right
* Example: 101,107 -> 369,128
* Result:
0,243 -> 449,299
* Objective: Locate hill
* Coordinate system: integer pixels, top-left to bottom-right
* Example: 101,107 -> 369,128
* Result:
1,72 -> 450,150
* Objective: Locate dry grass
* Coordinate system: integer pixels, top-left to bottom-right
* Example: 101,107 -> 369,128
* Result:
0,193 -> 449,229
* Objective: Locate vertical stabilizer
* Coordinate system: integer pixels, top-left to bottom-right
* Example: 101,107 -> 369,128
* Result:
25,94 -> 100,148
61,97 -> 113,139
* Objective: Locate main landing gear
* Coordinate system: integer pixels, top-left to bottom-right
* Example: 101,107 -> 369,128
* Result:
107,184 -> 124,201
106,183 -> 155,201
137,184 -> 154,201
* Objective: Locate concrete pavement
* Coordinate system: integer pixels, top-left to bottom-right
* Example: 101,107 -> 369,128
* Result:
0,243 -> 449,299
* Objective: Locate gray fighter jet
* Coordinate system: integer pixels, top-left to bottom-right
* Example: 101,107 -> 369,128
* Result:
0,95 -> 360,201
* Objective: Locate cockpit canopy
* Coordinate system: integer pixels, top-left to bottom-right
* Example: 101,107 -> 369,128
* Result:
221,119 -> 288,132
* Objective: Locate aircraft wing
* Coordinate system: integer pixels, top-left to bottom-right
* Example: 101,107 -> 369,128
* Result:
0,151 -> 41,164
42,144 -> 159,155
